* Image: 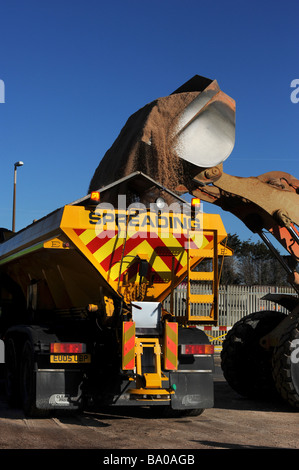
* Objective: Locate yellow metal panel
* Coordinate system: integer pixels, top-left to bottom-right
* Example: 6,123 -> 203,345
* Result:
218,243 -> 233,256
144,373 -> 162,388
59,205 -> 228,303
188,315 -> 216,322
189,271 -> 214,281
189,294 -> 214,304
104,296 -> 114,316
190,243 -> 233,258
43,237 -> 71,249
78,229 -> 98,245
134,338 -> 163,388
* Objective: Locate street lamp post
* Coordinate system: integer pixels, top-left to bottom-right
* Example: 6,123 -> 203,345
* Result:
12,161 -> 24,232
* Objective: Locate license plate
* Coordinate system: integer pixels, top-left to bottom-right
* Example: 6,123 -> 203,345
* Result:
50,354 -> 91,363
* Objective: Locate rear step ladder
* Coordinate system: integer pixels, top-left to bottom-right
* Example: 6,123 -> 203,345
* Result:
186,229 -> 219,323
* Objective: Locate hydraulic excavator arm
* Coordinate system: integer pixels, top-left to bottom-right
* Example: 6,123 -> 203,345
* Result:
192,167 -> 299,291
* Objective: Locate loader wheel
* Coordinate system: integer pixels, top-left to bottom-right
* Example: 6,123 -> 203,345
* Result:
221,311 -> 286,399
20,340 -> 48,417
5,337 -> 20,406
272,317 -> 299,409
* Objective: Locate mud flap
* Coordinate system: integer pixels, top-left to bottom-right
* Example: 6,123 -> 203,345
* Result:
169,371 -> 214,410
35,369 -> 83,410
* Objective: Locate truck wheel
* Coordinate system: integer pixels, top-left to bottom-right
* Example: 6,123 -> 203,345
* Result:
221,311 -> 286,399
20,340 -> 48,417
5,337 -> 20,406
272,317 -> 299,409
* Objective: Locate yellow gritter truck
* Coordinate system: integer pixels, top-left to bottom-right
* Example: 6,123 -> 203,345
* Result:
0,171 -> 230,417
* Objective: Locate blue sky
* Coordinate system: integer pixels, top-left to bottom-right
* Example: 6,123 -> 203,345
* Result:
0,0 -> 298,248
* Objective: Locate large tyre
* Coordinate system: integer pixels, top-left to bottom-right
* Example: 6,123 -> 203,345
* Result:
5,337 -> 20,406
20,340 -> 48,417
272,317 -> 299,409
221,311 -> 286,399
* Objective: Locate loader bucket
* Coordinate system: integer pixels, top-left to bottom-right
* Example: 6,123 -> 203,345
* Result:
89,75 -> 235,196
172,77 -> 235,168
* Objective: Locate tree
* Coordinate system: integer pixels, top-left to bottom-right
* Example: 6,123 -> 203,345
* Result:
219,233 -> 242,285
219,233 -> 290,286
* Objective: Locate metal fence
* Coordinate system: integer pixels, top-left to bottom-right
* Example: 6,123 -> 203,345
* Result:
163,284 -> 297,351
217,284 -> 296,326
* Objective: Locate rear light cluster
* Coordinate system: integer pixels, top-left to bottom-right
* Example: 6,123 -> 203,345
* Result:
180,344 -> 214,355
50,343 -> 86,354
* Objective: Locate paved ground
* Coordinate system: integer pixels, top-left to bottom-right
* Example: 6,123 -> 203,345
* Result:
0,357 -> 298,453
